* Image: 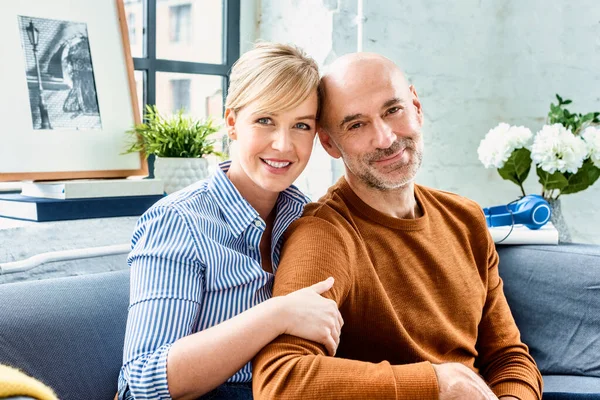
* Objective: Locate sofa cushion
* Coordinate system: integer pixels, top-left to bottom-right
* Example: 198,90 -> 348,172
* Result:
543,375 -> 600,394
0,269 -> 130,400
544,392 -> 600,399
498,244 -> 600,378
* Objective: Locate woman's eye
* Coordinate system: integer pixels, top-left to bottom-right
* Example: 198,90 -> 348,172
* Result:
257,117 -> 272,125
294,122 -> 311,130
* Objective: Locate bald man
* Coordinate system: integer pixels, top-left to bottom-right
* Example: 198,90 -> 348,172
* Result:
252,53 -> 543,400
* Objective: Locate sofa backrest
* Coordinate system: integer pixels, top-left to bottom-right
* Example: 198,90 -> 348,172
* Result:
1,244 -> 599,398
498,244 -> 600,378
0,269 -> 130,400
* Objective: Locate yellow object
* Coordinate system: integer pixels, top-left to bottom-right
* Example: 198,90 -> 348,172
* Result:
0,364 -> 58,400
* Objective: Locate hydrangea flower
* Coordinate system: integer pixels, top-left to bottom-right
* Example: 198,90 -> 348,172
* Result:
477,123 -> 533,168
582,126 -> 600,168
531,124 -> 588,174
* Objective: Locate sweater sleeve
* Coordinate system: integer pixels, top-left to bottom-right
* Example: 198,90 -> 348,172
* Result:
252,216 -> 439,400
120,206 -> 204,400
475,216 -> 544,400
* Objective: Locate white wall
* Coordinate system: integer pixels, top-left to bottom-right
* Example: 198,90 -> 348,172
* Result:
252,0 -> 600,244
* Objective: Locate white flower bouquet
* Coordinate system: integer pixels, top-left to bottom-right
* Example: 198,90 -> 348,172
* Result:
478,95 -> 600,200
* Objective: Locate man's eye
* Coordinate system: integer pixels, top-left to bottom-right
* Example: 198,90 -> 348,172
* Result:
349,122 -> 363,130
386,107 -> 400,115
294,122 -> 311,130
257,118 -> 272,125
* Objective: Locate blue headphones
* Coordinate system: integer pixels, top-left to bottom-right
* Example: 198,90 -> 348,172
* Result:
483,195 -> 551,230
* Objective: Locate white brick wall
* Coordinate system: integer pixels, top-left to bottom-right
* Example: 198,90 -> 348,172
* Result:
3,1 -> 598,285
256,0 -> 600,244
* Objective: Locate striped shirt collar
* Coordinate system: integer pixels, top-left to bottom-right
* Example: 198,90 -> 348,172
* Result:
209,160 -> 309,238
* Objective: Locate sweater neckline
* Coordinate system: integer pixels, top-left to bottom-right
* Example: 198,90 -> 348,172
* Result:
336,178 -> 429,231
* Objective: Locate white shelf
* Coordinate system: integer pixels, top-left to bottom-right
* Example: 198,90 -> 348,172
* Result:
489,222 -> 559,245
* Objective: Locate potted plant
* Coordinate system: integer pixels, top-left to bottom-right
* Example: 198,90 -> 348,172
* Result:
125,105 -> 223,194
478,94 -> 600,242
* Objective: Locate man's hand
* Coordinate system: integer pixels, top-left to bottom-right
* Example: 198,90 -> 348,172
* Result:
432,363 -> 498,400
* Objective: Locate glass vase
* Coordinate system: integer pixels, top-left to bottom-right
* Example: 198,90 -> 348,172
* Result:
548,198 -> 572,243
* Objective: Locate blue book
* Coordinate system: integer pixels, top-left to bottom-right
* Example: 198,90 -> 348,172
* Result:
0,193 -> 164,222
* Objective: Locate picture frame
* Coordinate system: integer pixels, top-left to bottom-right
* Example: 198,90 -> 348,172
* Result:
0,0 -> 147,182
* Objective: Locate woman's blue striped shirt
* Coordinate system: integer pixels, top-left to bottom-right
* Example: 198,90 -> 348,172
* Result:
118,160 -> 309,399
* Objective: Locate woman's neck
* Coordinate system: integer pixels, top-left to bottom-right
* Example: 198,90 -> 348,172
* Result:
226,162 -> 279,221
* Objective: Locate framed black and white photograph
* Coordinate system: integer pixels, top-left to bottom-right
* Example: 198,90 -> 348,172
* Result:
18,16 -> 102,131
0,0 -> 146,181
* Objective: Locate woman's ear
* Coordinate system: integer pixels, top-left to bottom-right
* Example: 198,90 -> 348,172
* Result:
224,108 -> 237,140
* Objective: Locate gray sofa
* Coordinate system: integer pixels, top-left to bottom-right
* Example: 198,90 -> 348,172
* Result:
0,244 -> 598,399
498,244 -> 600,399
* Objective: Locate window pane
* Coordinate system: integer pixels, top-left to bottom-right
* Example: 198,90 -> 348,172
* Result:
124,0 -> 145,58
156,0 -> 223,64
156,72 -> 227,154
156,72 -> 222,117
134,70 -> 145,121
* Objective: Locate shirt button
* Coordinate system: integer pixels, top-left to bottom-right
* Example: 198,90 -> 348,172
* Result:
254,219 -> 262,227
248,246 -> 255,251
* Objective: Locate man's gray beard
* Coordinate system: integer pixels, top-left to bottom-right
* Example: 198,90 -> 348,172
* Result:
359,151 -> 423,191
352,139 -> 423,191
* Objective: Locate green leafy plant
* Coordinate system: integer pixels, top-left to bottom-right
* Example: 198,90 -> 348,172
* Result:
125,105 -> 223,158
535,95 -> 600,198
547,94 -> 600,135
477,123 -> 533,196
478,94 -> 600,200
497,147 -> 532,197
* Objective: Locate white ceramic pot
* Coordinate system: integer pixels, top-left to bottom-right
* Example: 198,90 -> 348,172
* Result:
154,157 -> 210,194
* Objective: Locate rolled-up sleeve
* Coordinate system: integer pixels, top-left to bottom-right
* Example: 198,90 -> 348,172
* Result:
120,206 -> 204,400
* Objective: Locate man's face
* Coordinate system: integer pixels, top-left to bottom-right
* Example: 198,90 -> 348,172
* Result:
318,61 -> 424,191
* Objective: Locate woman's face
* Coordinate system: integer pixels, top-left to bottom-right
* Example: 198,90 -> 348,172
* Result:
226,91 -> 318,195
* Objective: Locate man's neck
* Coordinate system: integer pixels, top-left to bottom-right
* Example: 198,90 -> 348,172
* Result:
345,174 -> 421,220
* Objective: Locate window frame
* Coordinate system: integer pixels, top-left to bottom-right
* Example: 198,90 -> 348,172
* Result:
131,0 -> 240,175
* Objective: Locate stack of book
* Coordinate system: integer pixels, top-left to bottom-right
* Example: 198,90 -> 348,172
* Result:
0,179 -> 165,222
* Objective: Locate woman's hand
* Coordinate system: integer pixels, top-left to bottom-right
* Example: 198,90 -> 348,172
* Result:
276,277 -> 344,356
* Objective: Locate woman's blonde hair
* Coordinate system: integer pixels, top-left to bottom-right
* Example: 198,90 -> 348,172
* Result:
225,42 -> 320,116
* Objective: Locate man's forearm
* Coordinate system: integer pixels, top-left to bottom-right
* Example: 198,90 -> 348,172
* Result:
479,240 -> 543,400
490,374 -> 541,400
479,322 -> 543,399
252,336 -> 439,400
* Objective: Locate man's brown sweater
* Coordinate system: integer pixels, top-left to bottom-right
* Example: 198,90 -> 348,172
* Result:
253,178 -> 543,399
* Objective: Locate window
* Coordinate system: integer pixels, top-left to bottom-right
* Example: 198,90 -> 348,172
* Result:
123,0 -> 240,176
124,0 -> 143,57
127,12 -> 136,45
169,4 -> 192,43
157,72 -> 221,118
169,78 -> 191,112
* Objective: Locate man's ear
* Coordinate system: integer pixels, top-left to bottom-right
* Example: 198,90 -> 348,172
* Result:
409,85 -> 423,126
224,108 -> 237,140
317,123 -> 342,159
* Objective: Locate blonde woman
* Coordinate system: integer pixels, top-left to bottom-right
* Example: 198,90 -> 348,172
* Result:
117,43 -> 343,400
